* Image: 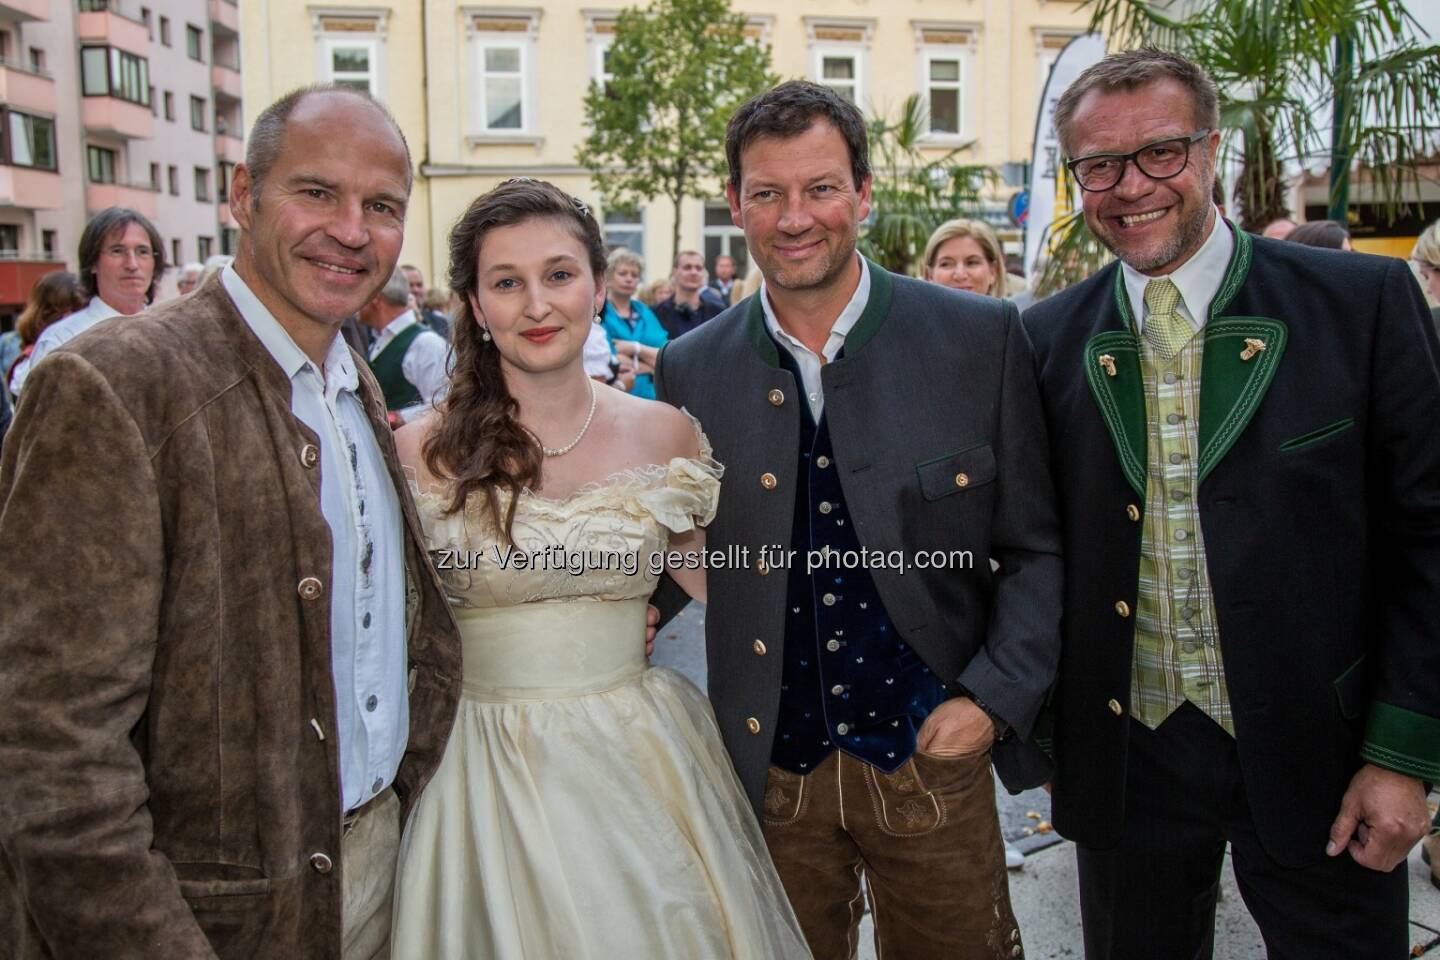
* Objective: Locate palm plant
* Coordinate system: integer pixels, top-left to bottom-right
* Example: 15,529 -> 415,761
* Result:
858,95 -> 993,274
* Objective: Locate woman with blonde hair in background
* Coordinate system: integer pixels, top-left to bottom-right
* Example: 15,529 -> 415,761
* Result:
922,218 -> 1007,298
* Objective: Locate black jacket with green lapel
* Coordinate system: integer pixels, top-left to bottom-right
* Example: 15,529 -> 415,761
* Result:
655,262 -> 1064,814
1022,228 -> 1440,866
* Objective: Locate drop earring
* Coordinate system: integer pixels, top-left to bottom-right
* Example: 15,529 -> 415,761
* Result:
481,326 -> 492,342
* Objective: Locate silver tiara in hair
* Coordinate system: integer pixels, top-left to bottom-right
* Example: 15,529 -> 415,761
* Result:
497,176 -> 591,218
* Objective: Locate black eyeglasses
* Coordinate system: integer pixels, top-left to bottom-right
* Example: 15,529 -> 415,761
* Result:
1065,130 -> 1211,193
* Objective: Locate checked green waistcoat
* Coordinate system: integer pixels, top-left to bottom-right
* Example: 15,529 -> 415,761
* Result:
1129,292 -> 1234,735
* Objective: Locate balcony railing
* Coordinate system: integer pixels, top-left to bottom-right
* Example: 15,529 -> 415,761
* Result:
0,57 -> 49,78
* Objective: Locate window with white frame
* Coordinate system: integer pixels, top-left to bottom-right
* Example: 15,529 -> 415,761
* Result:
602,207 -> 643,257
468,14 -> 539,137
310,9 -> 389,97
913,26 -> 978,140
806,20 -> 871,110
586,15 -> 616,92
325,39 -> 377,93
702,203 -> 747,278
925,55 -> 962,135
819,52 -> 859,103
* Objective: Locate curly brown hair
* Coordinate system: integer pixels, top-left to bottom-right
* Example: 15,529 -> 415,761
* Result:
422,178 -> 607,539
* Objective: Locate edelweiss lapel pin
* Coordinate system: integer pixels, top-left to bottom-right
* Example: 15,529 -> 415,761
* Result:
1240,338 -> 1267,361
1097,354 -> 1117,377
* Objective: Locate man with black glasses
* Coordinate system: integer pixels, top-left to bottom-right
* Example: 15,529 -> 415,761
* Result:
1022,49 -> 1440,959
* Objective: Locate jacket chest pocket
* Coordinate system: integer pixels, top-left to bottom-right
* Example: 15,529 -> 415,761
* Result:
916,443 -> 996,501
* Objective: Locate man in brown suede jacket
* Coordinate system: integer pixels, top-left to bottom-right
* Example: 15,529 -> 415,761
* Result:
0,86 -> 461,959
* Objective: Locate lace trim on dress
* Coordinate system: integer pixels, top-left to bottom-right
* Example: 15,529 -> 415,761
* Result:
405,408 -> 722,550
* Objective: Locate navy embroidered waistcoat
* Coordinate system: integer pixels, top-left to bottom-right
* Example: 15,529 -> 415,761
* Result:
771,342 -> 949,775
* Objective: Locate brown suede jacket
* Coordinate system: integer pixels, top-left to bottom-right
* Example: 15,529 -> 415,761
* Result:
0,275 -> 462,958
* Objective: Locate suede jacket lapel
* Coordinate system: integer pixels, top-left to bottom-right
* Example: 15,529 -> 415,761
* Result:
1082,224 -> 1287,500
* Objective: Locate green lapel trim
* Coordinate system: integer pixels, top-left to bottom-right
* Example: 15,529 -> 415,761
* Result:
1084,321 -> 1148,500
1196,316 -> 1287,480
743,257 -> 894,367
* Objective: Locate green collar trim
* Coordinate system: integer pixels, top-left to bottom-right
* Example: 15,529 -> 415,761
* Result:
744,257 -> 894,368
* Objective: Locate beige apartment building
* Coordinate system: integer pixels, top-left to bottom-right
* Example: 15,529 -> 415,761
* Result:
242,0 -> 1092,285
0,0 -> 241,320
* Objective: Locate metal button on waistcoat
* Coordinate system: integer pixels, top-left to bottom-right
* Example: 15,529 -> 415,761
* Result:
297,577 -> 323,601
756,558 -> 770,576
818,501 -> 833,515
365,694 -> 378,712
752,639 -> 767,656
1107,698 -> 1123,716
1174,529 -> 1188,541
746,717 -> 761,734
1181,641 -> 1198,653
310,852 -> 333,874
1114,600 -> 1131,618
836,723 -> 849,735
768,388 -> 785,407
1164,372 -> 1179,385
831,684 -> 845,696
1169,452 -> 1184,464
1125,504 -> 1141,522
1166,413 -> 1182,425
816,455 -> 831,468
760,472 -> 778,490
1171,489 -> 1187,501
300,444 -> 319,468
822,592 -> 836,606
826,639 -> 841,652
955,473 -> 970,488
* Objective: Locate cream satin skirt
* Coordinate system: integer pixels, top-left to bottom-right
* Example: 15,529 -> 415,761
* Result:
390,598 -> 811,959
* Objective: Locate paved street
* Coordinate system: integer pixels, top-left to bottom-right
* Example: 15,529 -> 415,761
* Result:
655,601 -> 1440,959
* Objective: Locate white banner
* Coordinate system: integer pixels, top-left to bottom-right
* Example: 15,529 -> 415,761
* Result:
1025,33 -> 1107,278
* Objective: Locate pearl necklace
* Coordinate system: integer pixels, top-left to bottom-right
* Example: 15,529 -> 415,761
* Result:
534,380 -> 598,457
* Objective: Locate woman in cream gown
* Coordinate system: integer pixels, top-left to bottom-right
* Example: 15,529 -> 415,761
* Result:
389,179 -> 810,959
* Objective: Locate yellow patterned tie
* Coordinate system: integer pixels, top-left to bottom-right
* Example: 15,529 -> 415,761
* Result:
1142,278 -> 1193,360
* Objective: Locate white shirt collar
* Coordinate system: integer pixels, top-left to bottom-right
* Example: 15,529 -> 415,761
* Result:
222,264 -> 358,393
760,254 -> 871,361
85,296 -> 123,320
380,309 -> 417,339
1121,208 -> 1234,331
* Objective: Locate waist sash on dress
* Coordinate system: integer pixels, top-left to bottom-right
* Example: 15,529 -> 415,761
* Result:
455,597 -> 649,702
